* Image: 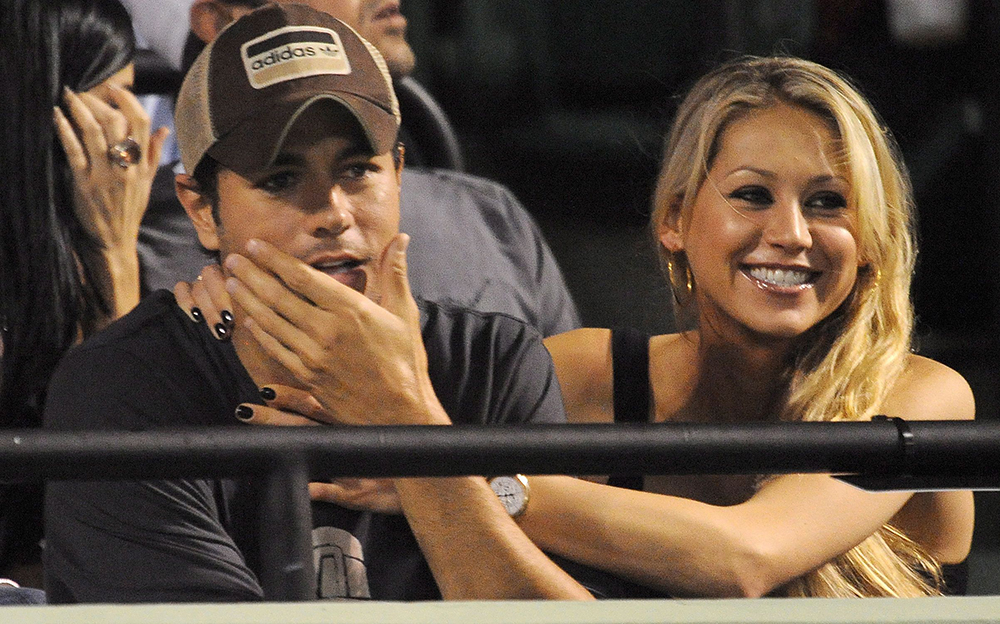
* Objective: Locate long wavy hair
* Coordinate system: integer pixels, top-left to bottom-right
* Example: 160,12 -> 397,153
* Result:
650,56 -> 940,597
0,0 -> 136,429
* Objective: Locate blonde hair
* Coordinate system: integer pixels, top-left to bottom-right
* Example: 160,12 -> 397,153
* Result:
651,56 -> 940,597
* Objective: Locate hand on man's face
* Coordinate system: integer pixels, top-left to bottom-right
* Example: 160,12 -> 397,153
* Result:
224,234 -> 448,427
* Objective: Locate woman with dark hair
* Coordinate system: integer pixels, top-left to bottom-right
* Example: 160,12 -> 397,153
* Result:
0,0 -> 167,594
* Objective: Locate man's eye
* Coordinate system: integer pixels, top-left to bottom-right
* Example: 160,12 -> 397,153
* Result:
806,191 -> 848,211
728,186 -> 773,206
258,171 -> 297,193
342,163 -> 376,180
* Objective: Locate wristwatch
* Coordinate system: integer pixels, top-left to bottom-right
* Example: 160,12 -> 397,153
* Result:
488,474 -> 530,517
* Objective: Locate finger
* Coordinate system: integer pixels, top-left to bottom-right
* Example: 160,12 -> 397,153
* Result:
63,89 -> 112,167
224,252 -> 319,328
259,384 -> 326,420
234,403 -> 320,426
193,265 -> 233,339
62,88 -> 108,162
375,233 -> 417,322
242,315 -> 313,383
107,86 -> 150,146
78,91 -> 128,152
308,481 -> 350,504
173,280 -> 201,323
225,265 -> 315,363
240,239 -> 376,314
53,106 -> 89,174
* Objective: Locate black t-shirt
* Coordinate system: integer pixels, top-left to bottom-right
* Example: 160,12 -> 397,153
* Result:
42,291 -> 565,603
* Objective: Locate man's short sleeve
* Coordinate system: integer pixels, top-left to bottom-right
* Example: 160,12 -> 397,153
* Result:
43,326 -> 262,603
418,301 -> 566,426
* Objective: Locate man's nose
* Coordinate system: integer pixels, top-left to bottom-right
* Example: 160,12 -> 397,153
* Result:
311,187 -> 354,237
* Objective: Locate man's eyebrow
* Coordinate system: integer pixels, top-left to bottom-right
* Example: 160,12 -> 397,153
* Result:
337,143 -> 377,161
270,143 -> 375,167
271,152 -> 308,167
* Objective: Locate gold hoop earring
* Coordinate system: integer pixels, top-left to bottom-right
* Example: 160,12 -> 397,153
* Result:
666,255 -> 694,304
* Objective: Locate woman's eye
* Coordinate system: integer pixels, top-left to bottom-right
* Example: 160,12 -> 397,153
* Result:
257,171 -> 298,193
806,191 -> 847,211
728,186 -> 773,206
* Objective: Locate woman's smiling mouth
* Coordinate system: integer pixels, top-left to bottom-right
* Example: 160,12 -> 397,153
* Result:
742,265 -> 817,292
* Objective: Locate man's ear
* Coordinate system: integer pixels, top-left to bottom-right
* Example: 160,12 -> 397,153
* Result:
656,195 -> 685,254
190,0 -> 242,44
175,173 -> 221,251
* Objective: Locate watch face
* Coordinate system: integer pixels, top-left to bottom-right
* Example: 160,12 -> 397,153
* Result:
490,475 -> 527,516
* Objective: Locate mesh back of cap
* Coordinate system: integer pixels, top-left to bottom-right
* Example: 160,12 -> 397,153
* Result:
175,39 -> 219,174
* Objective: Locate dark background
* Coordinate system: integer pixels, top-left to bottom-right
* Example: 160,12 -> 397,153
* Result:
399,0 -> 1000,594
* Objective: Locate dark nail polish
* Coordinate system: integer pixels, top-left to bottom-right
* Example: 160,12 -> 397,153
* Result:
214,323 -> 229,340
190,307 -> 204,323
235,405 -> 253,421
259,386 -> 276,401
220,310 -> 234,326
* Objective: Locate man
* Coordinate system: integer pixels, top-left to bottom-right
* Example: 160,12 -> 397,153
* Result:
135,0 -> 581,338
44,5 -> 593,603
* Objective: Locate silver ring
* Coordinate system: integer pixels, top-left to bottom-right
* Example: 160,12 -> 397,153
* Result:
107,137 -> 141,169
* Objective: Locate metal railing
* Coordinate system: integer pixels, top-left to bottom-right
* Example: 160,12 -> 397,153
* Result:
4,419 -> 998,600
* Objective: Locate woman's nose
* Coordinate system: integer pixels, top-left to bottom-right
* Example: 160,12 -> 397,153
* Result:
762,200 -> 812,253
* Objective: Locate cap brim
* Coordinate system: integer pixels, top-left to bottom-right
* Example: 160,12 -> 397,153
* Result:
206,92 -> 398,178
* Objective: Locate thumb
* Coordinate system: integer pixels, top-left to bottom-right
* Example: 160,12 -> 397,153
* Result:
376,233 -> 418,324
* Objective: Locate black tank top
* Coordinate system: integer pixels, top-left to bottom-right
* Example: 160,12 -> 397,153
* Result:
605,328 -> 968,595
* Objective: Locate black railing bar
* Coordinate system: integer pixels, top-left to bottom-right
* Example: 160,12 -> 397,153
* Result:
1,420 -> 998,481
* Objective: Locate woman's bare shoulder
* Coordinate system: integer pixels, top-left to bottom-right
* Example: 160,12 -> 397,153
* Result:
884,354 -> 975,421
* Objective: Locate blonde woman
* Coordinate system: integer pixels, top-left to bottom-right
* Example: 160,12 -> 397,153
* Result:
530,56 -> 974,598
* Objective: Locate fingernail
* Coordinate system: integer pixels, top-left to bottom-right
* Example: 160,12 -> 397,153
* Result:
235,405 -> 254,421
220,310 -> 234,326
246,239 -> 261,254
190,307 -> 204,323
259,386 -> 276,401
214,323 -> 229,340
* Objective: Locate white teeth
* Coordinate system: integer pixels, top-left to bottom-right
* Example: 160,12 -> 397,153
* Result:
314,260 -> 359,273
747,267 -> 811,287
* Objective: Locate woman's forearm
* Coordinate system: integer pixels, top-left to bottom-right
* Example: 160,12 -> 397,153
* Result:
518,474 -> 913,598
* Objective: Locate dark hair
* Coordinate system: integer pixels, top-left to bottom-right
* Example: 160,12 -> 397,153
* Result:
0,0 -> 136,429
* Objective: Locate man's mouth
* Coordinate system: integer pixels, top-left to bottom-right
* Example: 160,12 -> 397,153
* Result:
743,266 -> 816,291
312,259 -> 368,293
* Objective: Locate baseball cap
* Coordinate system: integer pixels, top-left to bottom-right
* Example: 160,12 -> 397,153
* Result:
175,3 -> 400,177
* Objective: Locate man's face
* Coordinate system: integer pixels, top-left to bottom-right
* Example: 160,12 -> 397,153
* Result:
196,103 -> 402,300
273,0 -> 415,77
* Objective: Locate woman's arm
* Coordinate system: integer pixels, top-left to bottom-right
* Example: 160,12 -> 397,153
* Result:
521,352 -> 975,597
544,328 -> 614,424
